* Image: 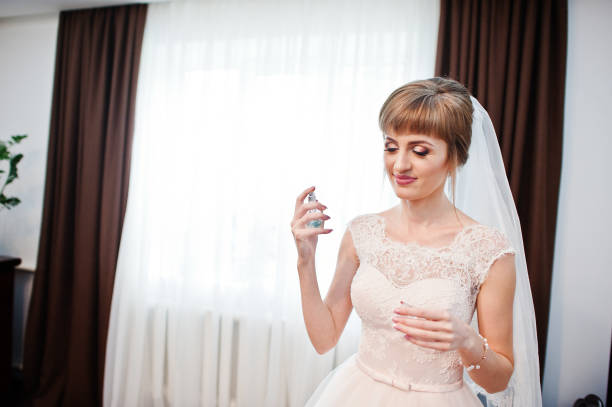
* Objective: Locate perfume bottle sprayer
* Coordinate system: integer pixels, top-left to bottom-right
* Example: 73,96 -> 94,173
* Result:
307,191 -> 322,228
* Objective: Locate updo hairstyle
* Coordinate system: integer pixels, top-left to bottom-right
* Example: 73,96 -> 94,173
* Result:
378,77 -> 474,204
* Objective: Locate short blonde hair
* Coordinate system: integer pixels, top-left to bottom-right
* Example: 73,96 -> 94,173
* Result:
379,77 -> 473,169
379,77 -> 474,204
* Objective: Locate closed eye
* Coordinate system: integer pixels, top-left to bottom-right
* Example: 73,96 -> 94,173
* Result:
384,146 -> 430,156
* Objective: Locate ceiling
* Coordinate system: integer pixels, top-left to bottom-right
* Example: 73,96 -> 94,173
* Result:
0,0 -> 169,18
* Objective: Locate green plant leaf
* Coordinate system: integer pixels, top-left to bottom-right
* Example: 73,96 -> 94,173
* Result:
0,135 -> 26,206
0,194 -> 20,209
0,142 -> 8,160
5,153 -> 23,186
10,134 -> 27,144
6,196 -> 21,206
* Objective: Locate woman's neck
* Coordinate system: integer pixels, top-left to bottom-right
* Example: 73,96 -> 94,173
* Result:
396,187 -> 456,229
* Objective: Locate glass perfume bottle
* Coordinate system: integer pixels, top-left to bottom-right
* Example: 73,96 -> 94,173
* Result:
306,191 -> 322,228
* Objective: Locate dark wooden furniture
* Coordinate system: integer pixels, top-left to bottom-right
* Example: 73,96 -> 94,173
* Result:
0,256 -> 20,399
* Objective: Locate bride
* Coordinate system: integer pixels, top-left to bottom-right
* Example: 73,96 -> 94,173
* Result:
291,77 -> 541,406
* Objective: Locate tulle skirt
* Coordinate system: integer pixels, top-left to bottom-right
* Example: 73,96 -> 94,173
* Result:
304,354 -> 483,406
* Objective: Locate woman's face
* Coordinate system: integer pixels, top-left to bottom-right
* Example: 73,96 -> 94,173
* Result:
383,132 -> 451,202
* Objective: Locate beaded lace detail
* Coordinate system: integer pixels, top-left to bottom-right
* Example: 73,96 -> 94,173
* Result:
348,213 -> 515,390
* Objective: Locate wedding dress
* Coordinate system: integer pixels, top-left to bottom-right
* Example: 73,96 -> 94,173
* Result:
304,213 -> 516,406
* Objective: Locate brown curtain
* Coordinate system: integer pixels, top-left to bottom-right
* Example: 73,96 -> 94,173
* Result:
435,0 -> 567,377
23,4 -> 147,406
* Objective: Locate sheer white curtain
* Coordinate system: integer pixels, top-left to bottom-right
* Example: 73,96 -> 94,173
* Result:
103,0 -> 439,405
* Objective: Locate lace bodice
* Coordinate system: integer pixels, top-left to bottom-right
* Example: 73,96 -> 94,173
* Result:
348,213 -> 515,392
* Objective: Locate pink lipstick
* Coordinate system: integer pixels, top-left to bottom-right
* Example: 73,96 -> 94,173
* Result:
394,175 -> 417,185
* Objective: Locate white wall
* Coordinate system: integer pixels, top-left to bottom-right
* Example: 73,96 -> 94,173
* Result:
543,0 -> 612,405
0,12 -> 58,368
0,13 -> 58,270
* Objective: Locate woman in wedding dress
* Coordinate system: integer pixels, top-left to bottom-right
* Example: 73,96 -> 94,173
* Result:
291,77 -> 541,406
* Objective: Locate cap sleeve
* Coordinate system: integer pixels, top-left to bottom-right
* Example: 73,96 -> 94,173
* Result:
475,227 -> 516,288
347,214 -> 380,264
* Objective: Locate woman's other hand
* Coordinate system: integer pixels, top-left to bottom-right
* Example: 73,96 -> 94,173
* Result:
391,304 -> 479,352
291,186 -> 333,260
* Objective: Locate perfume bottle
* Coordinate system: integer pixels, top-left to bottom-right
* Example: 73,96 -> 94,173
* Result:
306,191 -> 322,228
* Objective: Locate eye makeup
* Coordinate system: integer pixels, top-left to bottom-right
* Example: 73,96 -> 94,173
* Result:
383,143 -> 430,156
413,147 -> 429,156
384,135 -> 434,147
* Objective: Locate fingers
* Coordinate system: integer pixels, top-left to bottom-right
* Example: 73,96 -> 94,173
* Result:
393,316 -> 452,332
291,186 -> 333,236
392,321 -> 453,342
392,305 -> 458,351
299,211 -> 330,226
403,336 -> 451,351
295,201 -> 328,220
293,227 -> 333,238
295,186 -> 316,211
393,305 -> 450,321
292,186 -> 328,224
291,212 -> 330,230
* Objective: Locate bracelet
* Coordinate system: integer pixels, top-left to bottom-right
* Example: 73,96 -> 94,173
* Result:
464,334 -> 488,371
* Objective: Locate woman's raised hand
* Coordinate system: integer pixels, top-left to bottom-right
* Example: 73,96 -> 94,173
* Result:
391,303 -> 479,352
291,186 -> 333,260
